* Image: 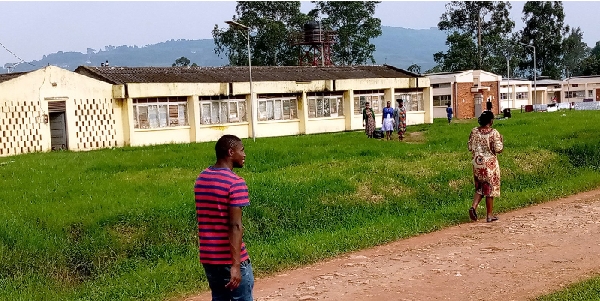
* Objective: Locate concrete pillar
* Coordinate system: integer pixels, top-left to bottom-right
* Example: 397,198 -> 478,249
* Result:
344,89 -> 354,131
246,93 -> 257,138
189,95 -> 199,142
423,83 -> 433,124
123,97 -> 133,146
298,91 -> 308,135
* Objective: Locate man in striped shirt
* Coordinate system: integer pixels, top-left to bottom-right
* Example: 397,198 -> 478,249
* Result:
195,135 -> 254,301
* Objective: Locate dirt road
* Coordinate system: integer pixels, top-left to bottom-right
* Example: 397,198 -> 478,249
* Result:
185,189 -> 600,301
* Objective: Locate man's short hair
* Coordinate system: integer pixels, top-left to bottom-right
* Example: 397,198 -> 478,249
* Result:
215,135 -> 242,159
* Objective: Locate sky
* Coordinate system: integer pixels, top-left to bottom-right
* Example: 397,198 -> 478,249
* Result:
1,1 -> 599,67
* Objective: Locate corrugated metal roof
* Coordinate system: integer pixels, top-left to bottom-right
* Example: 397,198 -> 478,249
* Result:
74,65 -> 417,84
0,71 -> 30,84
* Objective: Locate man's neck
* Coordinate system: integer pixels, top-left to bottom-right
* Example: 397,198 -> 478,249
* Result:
213,160 -> 233,170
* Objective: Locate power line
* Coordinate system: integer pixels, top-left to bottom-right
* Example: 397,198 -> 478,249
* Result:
0,41 -> 36,67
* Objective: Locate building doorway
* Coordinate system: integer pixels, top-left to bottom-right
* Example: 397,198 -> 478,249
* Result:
48,101 -> 67,150
474,93 -> 483,117
596,89 -> 600,101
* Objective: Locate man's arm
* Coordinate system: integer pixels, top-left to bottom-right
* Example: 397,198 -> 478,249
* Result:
225,206 -> 243,290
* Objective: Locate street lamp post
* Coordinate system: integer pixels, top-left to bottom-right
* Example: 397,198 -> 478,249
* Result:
506,56 -> 511,111
519,42 -> 536,105
226,20 -> 256,142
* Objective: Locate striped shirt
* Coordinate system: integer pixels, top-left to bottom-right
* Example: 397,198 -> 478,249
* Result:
195,167 -> 250,265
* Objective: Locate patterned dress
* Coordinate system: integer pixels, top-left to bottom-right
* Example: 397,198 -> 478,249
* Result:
468,127 -> 504,197
395,106 -> 407,136
363,108 -> 376,137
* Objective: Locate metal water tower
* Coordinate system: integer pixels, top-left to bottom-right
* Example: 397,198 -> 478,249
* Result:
292,21 -> 336,66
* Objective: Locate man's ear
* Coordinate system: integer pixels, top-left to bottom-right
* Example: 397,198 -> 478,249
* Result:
228,147 -> 234,157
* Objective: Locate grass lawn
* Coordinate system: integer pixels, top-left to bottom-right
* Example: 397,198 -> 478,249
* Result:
536,277 -> 600,301
2,110 -> 600,300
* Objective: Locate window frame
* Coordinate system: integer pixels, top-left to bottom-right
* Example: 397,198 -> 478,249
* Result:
199,96 -> 247,125
133,97 -> 189,130
257,94 -> 299,121
432,94 -> 451,107
307,94 -> 344,118
353,90 -> 385,115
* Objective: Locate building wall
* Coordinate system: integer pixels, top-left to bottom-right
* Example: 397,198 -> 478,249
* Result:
2,68 -> 434,156
257,120 -> 301,138
0,66 -> 120,157
0,99 -> 43,156
306,117 -> 346,134
453,81 -> 500,119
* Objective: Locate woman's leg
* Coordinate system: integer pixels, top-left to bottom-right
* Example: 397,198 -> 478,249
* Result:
469,192 -> 483,221
486,196 -> 497,222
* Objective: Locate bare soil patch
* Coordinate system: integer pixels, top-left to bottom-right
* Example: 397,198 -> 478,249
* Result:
184,189 -> 600,301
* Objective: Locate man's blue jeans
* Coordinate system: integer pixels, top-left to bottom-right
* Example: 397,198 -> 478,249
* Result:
203,259 -> 254,301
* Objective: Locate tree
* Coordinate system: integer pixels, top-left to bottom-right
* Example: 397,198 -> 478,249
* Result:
519,1 -> 568,80
212,1 -> 310,66
562,27 -> 590,77
434,1 -> 515,74
407,64 -> 422,74
580,41 -> 600,76
310,1 -> 382,65
172,56 -> 191,67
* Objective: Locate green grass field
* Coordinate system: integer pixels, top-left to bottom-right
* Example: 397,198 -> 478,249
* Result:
536,277 -> 600,301
2,110 -> 600,300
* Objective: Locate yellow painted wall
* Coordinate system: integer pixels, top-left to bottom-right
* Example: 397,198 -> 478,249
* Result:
129,127 -> 191,146
406,111 -> 425,125
126,82 -> 225,98
0,66 -> 121,157
231,80 -> 330,95
195,124 -> 250,143
306,117 -> 346,134
256,120 -> 302,137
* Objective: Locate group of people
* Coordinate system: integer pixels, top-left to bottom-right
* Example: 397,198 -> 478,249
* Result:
362,99 -> 407,141
196,107 -> 504,300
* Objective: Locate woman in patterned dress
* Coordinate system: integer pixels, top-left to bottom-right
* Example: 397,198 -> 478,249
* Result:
362,102 -> 376,138
394,99 -> 407,141
468,111 -> 504,222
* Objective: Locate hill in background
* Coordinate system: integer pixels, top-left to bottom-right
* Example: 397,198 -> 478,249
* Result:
2,26 -> 447,73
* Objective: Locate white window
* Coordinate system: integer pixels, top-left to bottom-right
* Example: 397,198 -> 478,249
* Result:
589,90 -> 594,97
500,93 -> 508,100
353,91 -> 385,115
199,97 -> 247,125
133,97 -> 188,129
307,95 -> 344,118
516,92 -> 527,100
565,91 -> 585,99
395,92 -> 425,111
257,95 -> 298,121
432,95 -> 451,106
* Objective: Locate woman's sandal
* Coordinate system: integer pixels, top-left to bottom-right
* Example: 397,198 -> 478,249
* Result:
469,207 -> 478,221
486,216 -> 499,223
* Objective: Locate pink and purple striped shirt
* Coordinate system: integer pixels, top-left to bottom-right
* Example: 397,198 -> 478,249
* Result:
195,167 -> 250,265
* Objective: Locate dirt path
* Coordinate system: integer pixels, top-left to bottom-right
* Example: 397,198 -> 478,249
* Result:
185,189 -> 600,301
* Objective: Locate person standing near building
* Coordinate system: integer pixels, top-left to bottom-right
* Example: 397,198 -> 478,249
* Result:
382,101 -> 395,140
362,102 -> 376,138
446,102 -> 453,124
468,111 -> 503,223
486,97 -> 493,112
195,135 -> 254,301
394,99 -> 407,141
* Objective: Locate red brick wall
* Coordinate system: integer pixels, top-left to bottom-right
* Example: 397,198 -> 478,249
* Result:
453,81 -> 500,119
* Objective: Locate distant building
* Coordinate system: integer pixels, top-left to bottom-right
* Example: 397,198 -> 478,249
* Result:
425,70 -> 501,119
1,65 -> 433,157
562,75 -> 600,103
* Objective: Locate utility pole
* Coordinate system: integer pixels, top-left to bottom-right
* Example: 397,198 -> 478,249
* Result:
478,11 -> 482,69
